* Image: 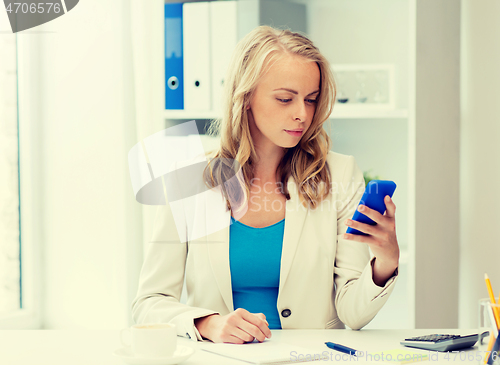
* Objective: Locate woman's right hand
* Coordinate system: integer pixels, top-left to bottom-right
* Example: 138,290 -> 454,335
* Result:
194,308 -> 272,344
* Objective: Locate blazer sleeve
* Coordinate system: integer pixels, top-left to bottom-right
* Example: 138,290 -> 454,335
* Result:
131,177 -> 219,342
333,155 -> 399,330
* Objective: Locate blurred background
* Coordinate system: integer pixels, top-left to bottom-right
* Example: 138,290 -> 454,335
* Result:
0,0 -> 498,331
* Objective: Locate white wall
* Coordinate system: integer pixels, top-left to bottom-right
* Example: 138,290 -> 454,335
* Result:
32,0 -> 143,329
459,0 -> 500,328
413,0 -> 461,329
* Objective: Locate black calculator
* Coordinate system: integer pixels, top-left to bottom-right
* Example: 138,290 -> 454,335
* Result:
400,333 -> 482,352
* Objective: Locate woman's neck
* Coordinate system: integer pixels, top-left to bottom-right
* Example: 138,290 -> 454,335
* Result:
252,147 -> 286,181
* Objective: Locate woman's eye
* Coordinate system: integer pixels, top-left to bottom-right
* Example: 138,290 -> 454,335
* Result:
277,98 -> 318,104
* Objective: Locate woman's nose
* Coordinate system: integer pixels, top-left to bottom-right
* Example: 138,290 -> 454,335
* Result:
294,101 -> 308,121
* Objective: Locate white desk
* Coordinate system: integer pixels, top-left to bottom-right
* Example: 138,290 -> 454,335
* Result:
0,329 -> 482,365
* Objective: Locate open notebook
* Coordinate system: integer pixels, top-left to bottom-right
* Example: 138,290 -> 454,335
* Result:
200,341 -> 329,364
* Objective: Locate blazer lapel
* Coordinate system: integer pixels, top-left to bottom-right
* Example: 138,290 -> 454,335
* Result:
203,186 -> 233,312
279,178 -> 309,293
204,177 -> 309,314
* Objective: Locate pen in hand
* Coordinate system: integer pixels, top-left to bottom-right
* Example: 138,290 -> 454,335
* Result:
325,342 -> 358,356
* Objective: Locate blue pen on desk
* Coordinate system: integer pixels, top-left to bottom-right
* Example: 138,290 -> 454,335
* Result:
325,342 -> 358,356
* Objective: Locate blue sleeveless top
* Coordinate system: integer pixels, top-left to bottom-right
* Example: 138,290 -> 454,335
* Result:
229,216 -> 285,329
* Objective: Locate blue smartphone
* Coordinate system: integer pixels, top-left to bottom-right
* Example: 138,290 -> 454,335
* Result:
346,180 -> 397,236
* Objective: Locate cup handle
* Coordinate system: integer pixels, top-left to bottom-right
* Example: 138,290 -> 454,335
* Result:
120,328 -> 131,348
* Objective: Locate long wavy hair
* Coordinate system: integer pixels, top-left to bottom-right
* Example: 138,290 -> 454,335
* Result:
203,25 -> 336,213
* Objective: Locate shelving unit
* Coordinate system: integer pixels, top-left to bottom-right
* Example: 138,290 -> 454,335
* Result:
134,0 -> 460,330
163,108 -> 409,121
162,0 -> 409,330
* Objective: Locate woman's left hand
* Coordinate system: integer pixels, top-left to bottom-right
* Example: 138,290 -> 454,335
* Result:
343,195 -> 399,287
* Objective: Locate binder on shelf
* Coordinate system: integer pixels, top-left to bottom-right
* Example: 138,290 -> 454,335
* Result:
163,0 -> 306,118
210,1 -> 238,115
183,2 -> 211,111
165,2 -> 184,110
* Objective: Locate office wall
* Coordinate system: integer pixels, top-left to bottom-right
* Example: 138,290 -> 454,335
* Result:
459,0 -> 500,328
413,0 -> 461,329
33,0 -> 143,328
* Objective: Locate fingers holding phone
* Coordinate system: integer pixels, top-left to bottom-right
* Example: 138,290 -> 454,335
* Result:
342,180 -> 399,284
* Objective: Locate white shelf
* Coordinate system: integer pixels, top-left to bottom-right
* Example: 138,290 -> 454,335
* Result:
331,108 -> 408,119
164,110 -> 220,120
163,108 -> 409,120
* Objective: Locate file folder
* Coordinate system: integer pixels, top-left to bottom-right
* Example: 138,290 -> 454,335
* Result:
183,2 -> 211,111
165,2 -> 184,110
210,1 -> 238,114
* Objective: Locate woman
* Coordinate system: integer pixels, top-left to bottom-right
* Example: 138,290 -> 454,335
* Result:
131,25 -> 399,344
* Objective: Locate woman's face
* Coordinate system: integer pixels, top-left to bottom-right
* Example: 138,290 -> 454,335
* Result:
247,54 -> 320,153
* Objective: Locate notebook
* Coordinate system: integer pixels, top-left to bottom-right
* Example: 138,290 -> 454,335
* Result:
200,340 -> 329,364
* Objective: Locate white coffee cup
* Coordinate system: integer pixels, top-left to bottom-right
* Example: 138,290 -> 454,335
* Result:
120,323 -> 177,358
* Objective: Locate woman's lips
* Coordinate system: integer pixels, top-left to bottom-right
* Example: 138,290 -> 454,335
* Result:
285,129 -> 303,137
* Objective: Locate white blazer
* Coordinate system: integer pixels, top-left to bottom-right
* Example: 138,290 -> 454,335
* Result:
131,151 -> 398,341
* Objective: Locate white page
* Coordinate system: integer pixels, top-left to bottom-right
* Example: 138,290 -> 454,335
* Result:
200,340 -> 328,364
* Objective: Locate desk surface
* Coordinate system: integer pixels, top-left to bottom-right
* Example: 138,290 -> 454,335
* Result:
0,328 -> 483,365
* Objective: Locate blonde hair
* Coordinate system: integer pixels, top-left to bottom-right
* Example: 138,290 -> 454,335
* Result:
203,25 -> 336,212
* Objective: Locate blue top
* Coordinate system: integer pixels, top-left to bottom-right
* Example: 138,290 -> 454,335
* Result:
229,216 -> 285,329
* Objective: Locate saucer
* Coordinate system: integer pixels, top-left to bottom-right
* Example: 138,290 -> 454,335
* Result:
113,345 -> 195,365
